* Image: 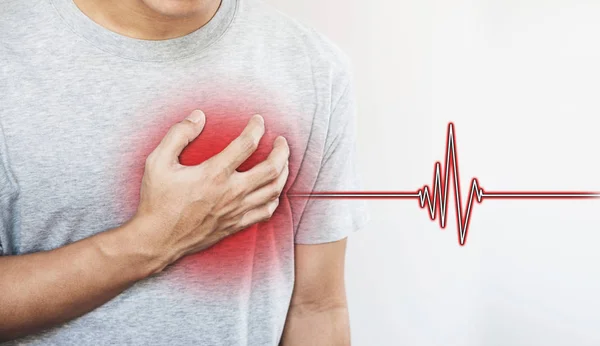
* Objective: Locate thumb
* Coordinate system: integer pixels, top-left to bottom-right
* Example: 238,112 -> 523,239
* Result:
156,109 -> 206,164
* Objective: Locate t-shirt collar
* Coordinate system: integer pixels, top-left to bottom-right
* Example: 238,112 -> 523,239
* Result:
48,0 -> 237,61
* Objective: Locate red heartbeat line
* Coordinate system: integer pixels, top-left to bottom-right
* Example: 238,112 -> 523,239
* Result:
289,123 -> 600,246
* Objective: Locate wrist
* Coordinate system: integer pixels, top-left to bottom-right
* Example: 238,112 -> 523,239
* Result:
95,215 -> 176,280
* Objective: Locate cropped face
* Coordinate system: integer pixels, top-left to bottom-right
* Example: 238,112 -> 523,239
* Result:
139,0 -> 218,18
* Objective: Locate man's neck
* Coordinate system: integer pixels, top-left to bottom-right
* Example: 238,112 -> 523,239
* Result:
72,0 -> 222,40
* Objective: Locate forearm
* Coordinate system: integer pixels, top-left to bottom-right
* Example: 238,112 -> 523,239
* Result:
281,301 -> 351,346
0,216 -> 166,341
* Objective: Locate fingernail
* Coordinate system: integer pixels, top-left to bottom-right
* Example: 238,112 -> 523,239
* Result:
186,110 -> 204,123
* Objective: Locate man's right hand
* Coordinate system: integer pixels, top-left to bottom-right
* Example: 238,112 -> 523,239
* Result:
134,109 -> 290,273
0,109 -> 291,340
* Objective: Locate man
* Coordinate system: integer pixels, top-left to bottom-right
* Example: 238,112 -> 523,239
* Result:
0,0 -> 367,344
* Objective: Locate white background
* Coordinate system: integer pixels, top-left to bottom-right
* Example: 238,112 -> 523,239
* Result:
266,1 -> 600,345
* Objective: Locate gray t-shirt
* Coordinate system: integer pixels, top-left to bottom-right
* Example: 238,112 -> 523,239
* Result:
0,0 -> 368,344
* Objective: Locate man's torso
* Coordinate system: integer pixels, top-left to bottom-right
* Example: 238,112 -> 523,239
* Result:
0,0 -> 351,344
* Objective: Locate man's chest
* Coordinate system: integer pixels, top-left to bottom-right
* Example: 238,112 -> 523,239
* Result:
1,63 -> 314,255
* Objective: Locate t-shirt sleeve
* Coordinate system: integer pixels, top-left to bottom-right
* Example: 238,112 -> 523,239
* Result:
0,122 -> 17,256
293,74 -> 370,245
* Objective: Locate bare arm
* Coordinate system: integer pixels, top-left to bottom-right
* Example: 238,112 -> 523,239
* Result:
0,110 -> 290,341
0,217 -> 163,341
281,239 -> 350,346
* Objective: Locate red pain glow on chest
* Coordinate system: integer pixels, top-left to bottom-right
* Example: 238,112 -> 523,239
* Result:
122,96 -> 306,289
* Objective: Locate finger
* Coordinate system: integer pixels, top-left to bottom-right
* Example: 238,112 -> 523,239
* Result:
239,136 -> 289,191
155,110 -> 206,164
237,199 -> 280,228
215,114 -> 264,172
241,163 -> 289,211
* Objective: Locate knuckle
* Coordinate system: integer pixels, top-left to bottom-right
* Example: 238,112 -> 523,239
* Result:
265,161 -> 279,180
168,123 -> 183,137
213,170 -> 229,185
233,179 -> 248,197
269,199 -> 279,214
224,186 -> 239,201
207,162 -> 230,183
269,184 -> 281,199
172,129 -> 187,143
263,206 -> 277,221
171,123 -> 192,140
240,134 -> 258,153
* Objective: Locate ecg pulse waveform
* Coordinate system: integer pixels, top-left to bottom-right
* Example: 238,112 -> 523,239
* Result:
289,123 -> 600,246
